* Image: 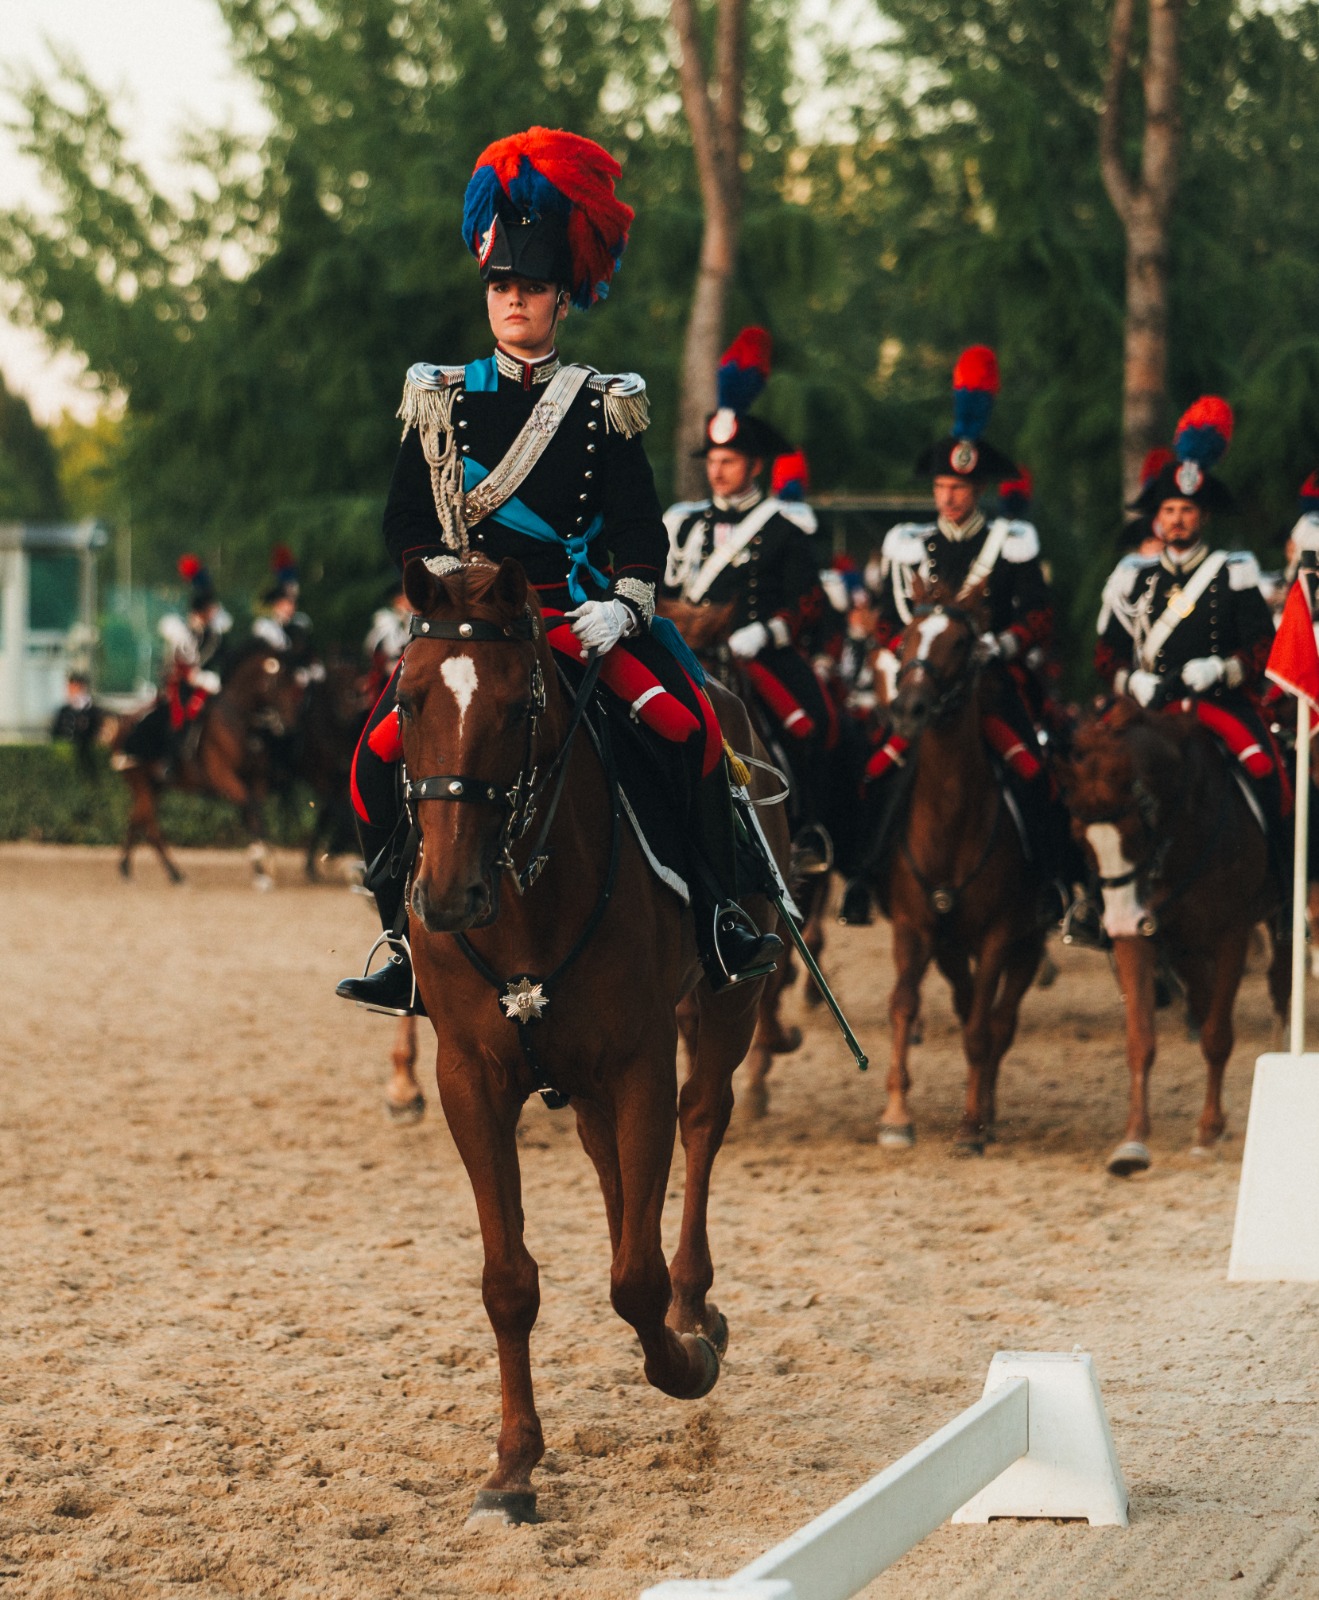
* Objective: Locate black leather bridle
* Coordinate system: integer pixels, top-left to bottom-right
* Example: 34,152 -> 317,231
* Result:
892,602 -> 981,722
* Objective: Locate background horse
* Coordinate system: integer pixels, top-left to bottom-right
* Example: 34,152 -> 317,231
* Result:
399,555 -> 789,1526
287,655 -> 370,880
857,579 -> 1047,1153
112,644 -> 303,887
1064,698 -> 1287,1174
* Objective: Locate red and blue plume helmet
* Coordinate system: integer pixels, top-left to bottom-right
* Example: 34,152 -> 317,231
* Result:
178,554 -> 216,608
916,344 -> 1016,481
1130,396 -> 1236,514
1298,471 -> 1319,514
699,326 -> 791,459
263,544 -> 300,605
997,467 -> 1032,519
462,128 -> 632,311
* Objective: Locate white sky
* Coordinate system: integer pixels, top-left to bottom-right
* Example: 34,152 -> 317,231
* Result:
0,0 -> 268,422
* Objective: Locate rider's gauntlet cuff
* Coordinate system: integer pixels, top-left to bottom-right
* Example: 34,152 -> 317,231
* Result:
612,577 -> 656,627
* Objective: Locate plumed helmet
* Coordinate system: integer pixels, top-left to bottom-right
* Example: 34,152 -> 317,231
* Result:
997,467 -> 1033,519
178,554 -> 216,610
262,544 -> 300,606
696,327 -> 792,460
916,345 -> 1018,482
462,127 -> 633,311
1129,396 -> 1236,514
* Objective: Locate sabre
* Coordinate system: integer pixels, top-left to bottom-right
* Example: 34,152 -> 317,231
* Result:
732,786 -> 869,1073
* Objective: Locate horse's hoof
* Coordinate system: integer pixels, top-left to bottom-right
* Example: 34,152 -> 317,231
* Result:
878,1123 -> 915,1150
1189,1138 -> 1222,1160
118,859 -> 131,880
253,874 -> 275,893
386,1092 -> 426,1125
465,1489 -> 538,1528
703,1310 -> 730,1358
168,870 -> 185,886
769,1025 -> 802,1055
952,1137 -> 985,1158
681,1332 -> 721,1400
1035,954 -> 1059,989
1107,1140 -> 1151,1176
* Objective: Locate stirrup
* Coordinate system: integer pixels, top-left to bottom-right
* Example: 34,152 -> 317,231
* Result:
342,930 -> 420,1016
790,822 -> 834,879
706,900 -> 781,991
1060,894 -> 1109,951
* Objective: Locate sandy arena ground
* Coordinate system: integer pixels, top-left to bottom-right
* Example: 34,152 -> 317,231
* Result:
2,842 -> 1318,1599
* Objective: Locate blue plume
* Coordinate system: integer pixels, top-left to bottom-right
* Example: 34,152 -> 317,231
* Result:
506,155 -> 571,218
461,164 -> 505,251
952,388 -> 994,441
718,365 -> 766,413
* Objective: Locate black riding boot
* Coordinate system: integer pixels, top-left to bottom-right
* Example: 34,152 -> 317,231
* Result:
335,818 -> 427,1017
691,762 -> 783,989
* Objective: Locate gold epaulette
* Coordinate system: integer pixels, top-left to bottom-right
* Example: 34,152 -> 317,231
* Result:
586,369 -> 650,438
397,363 -> 466,440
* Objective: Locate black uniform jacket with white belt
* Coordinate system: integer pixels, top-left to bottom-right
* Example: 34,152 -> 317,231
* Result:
1094,546 -> 1274,689
873,518 -> 1053,656
382,347 -> 665,606
661,494 -> 822,639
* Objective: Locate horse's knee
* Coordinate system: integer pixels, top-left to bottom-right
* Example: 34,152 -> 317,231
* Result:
482,1254 -> 539,1338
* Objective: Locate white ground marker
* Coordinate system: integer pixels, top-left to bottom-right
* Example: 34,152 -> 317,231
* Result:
641,1351 -> 1126,1600
1228,1053 -> 1319,1281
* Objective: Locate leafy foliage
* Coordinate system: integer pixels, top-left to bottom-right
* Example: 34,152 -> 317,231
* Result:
0,372 -> 64,519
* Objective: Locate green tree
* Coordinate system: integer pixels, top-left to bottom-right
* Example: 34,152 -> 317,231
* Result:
0,374 -> 64,520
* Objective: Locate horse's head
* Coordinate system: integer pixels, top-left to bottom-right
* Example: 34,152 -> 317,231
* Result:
1063,699 -> 1184,938
889,578 -> 988,739
223,645 -> 304,735
398,554 -> 548,932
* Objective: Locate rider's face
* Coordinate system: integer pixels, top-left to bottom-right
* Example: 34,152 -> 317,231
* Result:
705,449 -> 760,500
1155,498 -> 1204,547
486,276 -> 565,360
933,476 -> 979,525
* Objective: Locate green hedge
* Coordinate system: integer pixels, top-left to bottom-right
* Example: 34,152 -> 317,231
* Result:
0,743 -> 322,849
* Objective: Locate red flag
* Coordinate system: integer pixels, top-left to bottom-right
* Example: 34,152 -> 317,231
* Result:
1266,573 -> 1319,720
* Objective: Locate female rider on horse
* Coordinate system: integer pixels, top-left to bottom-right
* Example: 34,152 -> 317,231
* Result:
336,127 -> 782,1016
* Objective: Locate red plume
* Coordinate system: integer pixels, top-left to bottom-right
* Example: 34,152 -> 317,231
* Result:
952,345 -> 1000,395
178,555 -> 202,581
270,543 -> 296,573
1139,447 -> 1174,486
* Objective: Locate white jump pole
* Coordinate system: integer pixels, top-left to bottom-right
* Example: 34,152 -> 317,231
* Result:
641,1352 -> 1127,1600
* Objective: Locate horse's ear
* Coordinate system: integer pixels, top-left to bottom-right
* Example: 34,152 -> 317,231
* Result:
403,557 -> 441,617
490,557 -> 528,617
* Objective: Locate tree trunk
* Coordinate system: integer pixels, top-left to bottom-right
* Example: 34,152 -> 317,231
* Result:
1100,0 -> 1182,502
670,0 -> 747,500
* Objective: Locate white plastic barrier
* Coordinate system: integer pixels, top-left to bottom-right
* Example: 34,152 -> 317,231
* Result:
1228,1053 -> 1319,1281
641,1351 -> 1126,1600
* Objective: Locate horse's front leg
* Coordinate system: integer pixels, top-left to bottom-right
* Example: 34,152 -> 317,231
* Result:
610,1057 -> 722,1401
981,929 -> 1044,1140
1192,926 -> 1249,1154
669,986 -> 752,1350
880,916 -> 931,1148
1109,936 -> 1158,1175
955,925 -> 1015,1155
433,1048 -> 544,1525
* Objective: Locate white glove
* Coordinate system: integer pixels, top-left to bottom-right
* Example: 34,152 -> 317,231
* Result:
193,669 -> 222,695
977,632 -> 1001,659
1127,670 -> 1162,707
996,630 -> 1020,661
566,597 -> 635,655
1181,655 -> 1227,694
728,621 -> 770,659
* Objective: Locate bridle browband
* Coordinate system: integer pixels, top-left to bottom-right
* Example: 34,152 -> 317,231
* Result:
892,602 -> 981,721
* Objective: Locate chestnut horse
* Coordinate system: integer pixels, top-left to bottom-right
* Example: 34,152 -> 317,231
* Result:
858,581 -> 1047,1152
112,644 -> 303,887
397,554 -> 787,1525
659,594 -> 829,1116
1064,698 -> 1287,1174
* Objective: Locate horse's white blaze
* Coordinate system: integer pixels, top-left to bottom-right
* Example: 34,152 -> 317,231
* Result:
440,655 -> 478,733
915,612 -> 950,659
1087,822 -> 1146,938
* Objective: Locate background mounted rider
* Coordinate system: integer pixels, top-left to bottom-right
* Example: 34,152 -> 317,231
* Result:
336,127 -> 782,1016
1094,396 -> 1286,876
840,345 -> 1069,926
661,329 -> 836,872
363,581 -> 413,702
251,544 -> 314,665
121,555 -> 232,769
